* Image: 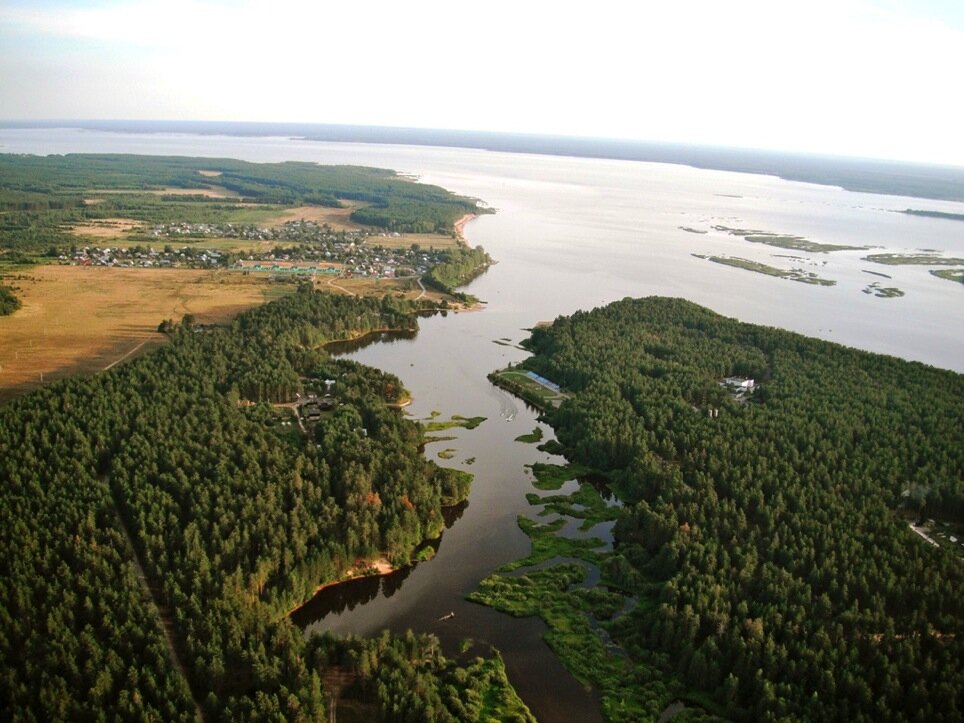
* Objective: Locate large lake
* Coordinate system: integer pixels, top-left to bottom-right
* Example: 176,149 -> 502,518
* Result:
3,129 -> 961,721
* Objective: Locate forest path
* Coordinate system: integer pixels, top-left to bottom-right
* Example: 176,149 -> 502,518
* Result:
109,487 -> 206,722
325,277 -> 356,296
103,339 -> 149,370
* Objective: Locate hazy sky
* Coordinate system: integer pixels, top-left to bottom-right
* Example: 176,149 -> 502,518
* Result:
2,0 -> 963,165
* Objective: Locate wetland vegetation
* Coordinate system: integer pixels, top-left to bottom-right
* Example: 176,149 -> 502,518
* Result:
712,225 -> 866,253
515,427 -> 544,444
863,252 -> 964,265
930,268 -> 964,285
692,254 -> 836,285
423,413 -> 488,432
862,282 -> 905,298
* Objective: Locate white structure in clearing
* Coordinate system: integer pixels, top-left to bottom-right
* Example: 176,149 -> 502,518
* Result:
720,377 -> 755,391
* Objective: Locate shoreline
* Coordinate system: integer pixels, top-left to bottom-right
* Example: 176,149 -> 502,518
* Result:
285,556 -> 398,617
454,213 -> 477,246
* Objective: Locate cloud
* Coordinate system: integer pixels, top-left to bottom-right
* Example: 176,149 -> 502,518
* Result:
1,0 -> 962,163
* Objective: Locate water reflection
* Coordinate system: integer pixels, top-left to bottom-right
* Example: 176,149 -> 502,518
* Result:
324,328 -> 418,355
291,500 -> 469,627
290,565 -> 414,627
580,473 -> 624,506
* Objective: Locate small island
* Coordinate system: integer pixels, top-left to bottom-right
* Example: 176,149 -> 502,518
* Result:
863,252 -> 964,266
713,225 -> 867,253
900,209 -> 964,222
930,268 -> 964,285
692,254 -> 836,285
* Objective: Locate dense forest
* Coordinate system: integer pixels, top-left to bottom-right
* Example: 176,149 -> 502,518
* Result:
509,297 -> 963,721
0,153 -> 487,252
307,632 -> 534,722
0,285 -> 521,720
422,246 -> 492,303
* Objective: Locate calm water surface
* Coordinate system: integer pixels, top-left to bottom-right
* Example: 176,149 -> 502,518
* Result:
4,129 -> 961,721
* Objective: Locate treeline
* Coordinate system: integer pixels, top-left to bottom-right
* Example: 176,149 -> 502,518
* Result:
520,297 -> 963,721
423,246 -> 491,302
0,286 -> 493,721
0,283 -> 20,315
0,154 -> 487,251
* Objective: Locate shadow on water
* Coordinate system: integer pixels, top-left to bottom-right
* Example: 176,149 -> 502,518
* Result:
290,501 -> 468,628
324,328 -> 418,356
291,565 -> 415,628
581,473 -> 624,507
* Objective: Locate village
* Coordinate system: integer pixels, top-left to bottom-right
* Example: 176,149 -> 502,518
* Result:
147,218 -> 372,245
67,218 -> 452,279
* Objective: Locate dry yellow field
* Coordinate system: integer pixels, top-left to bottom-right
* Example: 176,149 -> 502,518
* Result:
69,218 -> 147,239
265,203 -> 366,230
0,266 -> 291,401
370,212 -> 474,251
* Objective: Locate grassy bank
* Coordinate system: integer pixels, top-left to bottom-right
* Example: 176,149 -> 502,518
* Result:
489,368 -> 567,410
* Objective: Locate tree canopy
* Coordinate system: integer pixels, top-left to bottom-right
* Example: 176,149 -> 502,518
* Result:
0,286 -> 492,721
514,296 -> 963,721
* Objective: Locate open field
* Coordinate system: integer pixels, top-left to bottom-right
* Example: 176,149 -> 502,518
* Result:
265,203 -> 366,230
89,186 -> 240,198
364,211 -> 472,251
489,369 -> 568,409
0,266 -> 292,401
168,237 -> 278,252
369,231 -> 461,250
69,218 -> 146,239
315,274 -> 424,300
67,201 -> 463,251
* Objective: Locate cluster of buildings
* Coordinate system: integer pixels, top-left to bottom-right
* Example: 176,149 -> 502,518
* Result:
234,245 -> 447,280
67,218 -> 454,280
147,219 -> 371,246
69,246 -> 225,269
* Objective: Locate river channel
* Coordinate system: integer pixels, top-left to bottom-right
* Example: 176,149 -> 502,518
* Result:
3,128 -> 963,721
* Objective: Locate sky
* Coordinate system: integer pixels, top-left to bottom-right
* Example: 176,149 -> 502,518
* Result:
1,0 -> 963,166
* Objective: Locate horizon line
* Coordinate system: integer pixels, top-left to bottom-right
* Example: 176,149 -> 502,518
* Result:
2,118 -> 963,171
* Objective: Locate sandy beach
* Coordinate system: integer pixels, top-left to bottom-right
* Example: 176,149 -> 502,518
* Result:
454,213 -> 477,246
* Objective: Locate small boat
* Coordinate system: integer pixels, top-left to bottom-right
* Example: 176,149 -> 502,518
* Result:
438,612 -> 455,622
